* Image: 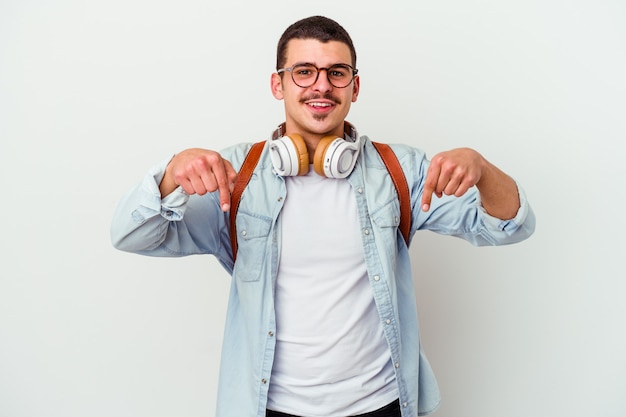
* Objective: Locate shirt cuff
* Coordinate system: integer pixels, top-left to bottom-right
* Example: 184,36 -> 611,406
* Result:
161,187 -> 189,220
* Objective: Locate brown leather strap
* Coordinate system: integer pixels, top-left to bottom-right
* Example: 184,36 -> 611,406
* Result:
372,142 -> 411,245
229,141 -> 266,261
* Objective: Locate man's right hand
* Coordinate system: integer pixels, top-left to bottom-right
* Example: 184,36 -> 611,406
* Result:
159,148 -> 238,212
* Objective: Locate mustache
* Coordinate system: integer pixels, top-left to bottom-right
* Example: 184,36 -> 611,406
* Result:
300,93 -> 341,105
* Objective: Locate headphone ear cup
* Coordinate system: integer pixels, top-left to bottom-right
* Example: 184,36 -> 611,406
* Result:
288,134 -> 310,176
269,133 -> 310,176
313,136 -> 338,177
314,135 -> 360,178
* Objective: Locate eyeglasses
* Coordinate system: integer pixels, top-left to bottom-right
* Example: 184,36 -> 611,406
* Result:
277,63 -> 358,88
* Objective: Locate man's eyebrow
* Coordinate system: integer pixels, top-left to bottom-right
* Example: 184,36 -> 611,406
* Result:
290,62 -> 352,67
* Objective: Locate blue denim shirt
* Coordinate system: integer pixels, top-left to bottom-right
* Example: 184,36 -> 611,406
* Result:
111,136 -> 535,417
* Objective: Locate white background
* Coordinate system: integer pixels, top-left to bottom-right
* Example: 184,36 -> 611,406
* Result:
1,1 -> 625,416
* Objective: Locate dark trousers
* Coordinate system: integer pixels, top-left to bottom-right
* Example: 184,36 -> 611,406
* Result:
266,399 -> 401,417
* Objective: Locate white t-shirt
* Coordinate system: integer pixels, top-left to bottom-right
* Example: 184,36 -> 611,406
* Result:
267,167 -> 398,416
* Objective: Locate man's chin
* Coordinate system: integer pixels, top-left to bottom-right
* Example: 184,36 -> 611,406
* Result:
312,113 -> 329,122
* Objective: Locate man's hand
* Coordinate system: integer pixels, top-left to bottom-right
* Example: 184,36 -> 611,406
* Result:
421,148 -> 484,212
422,148 -> 520,220
160,148 -> 238,212
421,147 -> 520,220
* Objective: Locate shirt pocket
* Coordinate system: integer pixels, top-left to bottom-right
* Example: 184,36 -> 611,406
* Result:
370,199 -> 402,247
232,211 -> 272,282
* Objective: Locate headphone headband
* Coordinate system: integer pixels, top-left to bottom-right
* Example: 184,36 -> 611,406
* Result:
271,121 -> 359,142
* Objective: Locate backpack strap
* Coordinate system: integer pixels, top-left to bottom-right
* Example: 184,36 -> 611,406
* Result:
229,141 -> 266,262
372,142 -> 412,245
229,140 -> 412,261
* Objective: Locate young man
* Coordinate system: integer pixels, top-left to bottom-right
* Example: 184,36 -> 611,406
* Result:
111,16 -> 535,417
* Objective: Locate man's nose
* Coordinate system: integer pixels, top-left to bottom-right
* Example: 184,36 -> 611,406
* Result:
311,68 -> 333,91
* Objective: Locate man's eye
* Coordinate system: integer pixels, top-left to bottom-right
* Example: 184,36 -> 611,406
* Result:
329,70 -> 347,78
329,66 -> 350,78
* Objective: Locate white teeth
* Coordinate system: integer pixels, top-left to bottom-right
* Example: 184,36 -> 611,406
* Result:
309,102 -> 331,107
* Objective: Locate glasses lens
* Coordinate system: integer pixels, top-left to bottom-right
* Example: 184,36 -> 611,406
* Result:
291,64 -> 318,87
327,64 -> 353,88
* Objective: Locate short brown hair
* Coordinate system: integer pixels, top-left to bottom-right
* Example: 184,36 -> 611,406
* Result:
276,16 -> 357,70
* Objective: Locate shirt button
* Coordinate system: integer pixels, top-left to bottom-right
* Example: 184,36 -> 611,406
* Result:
277,197 -> 283,202
402,402 -> 408,408
395,362 -> 400,368
268,331 -> 274,337
374,275 -> 380,282
394,216 -> 400,224
364,229 -> 370,235
241,230 -> 247,237
261,378 -> 267,384
385,319 -> 391,325
357,187 -> 363,194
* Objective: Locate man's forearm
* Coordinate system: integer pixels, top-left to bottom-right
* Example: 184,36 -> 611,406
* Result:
476,161 -> 521,220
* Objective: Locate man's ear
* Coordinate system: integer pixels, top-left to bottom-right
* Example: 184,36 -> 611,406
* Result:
271,73 -> 284,100
351,75 -> 360,103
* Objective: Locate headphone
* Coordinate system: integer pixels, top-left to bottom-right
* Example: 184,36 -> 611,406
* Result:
268,121 -> 361,179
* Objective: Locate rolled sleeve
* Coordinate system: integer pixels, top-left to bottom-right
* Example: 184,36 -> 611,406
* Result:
478,180 -> 534,237
161,187 -> 189,220
142,155 -> 191,221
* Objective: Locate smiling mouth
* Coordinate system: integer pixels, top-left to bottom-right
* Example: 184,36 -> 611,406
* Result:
302,94 -> 340,109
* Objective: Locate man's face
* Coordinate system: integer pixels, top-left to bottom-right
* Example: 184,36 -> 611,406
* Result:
271,39 -> 360,142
